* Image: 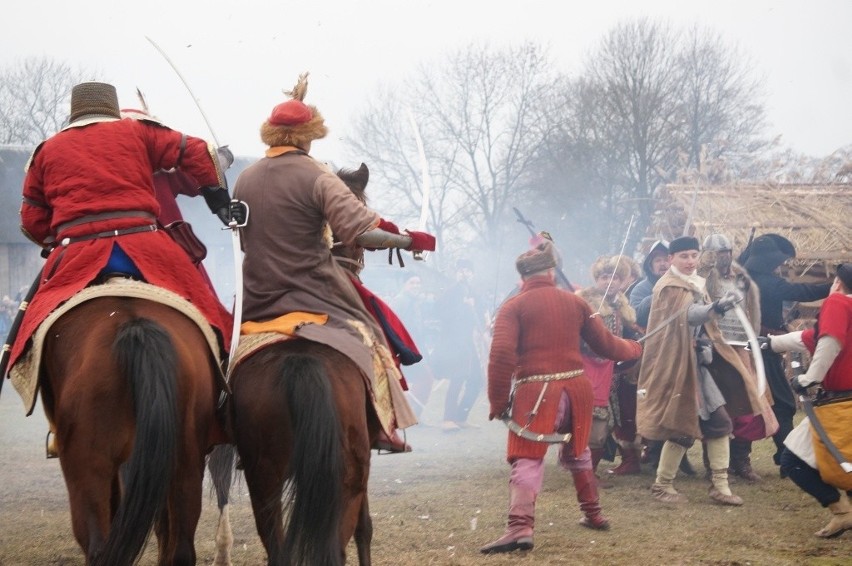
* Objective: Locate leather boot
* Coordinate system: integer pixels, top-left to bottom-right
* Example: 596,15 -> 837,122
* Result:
729,439 -> 761,482
480,486 -> 536,554
706,436 -> 743,506
373,429 -> 412,454
815,496 -> 852,538
572,469 -> 609,530
607,446 -> 641,476
651,441 -> 688,503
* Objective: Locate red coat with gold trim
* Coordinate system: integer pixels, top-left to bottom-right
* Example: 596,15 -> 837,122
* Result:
11,118 -> 232,370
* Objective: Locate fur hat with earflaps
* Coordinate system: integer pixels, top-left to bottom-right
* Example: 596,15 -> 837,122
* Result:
516,241 -> 557,277
260,72 -> 328,150
590,255 -> 630,281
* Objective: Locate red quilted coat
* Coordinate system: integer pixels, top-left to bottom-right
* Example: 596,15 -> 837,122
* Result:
488,276 -> 642,460
11,118 -> 233,371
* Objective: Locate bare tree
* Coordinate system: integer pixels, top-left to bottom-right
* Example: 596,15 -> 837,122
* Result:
0,57 -> 97,146
586,19 -> 685,237
675,26 -> 769,172
347,42 -> 560,256
533,19 -> 770,260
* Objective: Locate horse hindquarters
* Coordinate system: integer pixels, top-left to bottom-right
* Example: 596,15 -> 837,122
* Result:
45,309 -> 181,566
231,346 -> 346,566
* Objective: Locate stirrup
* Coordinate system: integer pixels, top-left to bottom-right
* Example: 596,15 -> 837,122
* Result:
45,431 -> 58,459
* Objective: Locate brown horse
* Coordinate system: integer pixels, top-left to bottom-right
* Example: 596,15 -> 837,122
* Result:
40,295 -> 225,565
228,340 -> 378,566
225,162 -> 381,566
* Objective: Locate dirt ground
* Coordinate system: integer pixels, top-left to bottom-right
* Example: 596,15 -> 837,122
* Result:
1,381 -> 850,566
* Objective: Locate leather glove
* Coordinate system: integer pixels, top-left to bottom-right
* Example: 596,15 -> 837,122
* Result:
757,336 -> 771,350
404,230 -> 436,252
711,290 -> 740,314
201,186 -> 231,221
229,200 -> 249,226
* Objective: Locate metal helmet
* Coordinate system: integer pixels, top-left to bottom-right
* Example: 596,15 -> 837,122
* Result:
703,233 -> 732,252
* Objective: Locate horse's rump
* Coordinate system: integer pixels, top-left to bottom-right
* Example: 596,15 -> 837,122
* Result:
10,277 -> 225,415
229,339 -> 375,565
40,294 -> 223,564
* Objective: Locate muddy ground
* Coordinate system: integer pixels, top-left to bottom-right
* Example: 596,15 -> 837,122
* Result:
1,382 -> 850,565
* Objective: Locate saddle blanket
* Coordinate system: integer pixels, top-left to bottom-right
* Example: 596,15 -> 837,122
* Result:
10,278 -> 224,415
232,313 -> 416,435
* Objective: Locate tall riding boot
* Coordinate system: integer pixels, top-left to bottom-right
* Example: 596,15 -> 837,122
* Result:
729,439 -> 761,482
816,495 -> 852,538
651,441 -> 688,503
480,486 -> 536,554
572,469 -> 610,530
706,436 -> 743,506
607,445 -> 641,476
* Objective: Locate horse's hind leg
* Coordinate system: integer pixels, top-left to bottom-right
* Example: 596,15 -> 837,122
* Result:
208,444 -> 235,566
155,445 -> 205,565
354,495 -> 373,566
60,452 -> 114,562
243,457 -> 288,564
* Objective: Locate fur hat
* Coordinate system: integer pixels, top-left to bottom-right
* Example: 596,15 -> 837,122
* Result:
260,72 -> 328,149
703,233 -> 732,252
668,236 -> 700,254
516,241 -> 557,276
744,235 -> 792,273
590,255 -> 630,281
69,82 -> 120,123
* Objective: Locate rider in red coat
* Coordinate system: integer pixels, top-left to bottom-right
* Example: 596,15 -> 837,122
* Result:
10,82 -> 233,372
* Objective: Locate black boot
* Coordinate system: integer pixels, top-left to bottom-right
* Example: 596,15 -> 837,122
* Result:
729,439 -> 761,482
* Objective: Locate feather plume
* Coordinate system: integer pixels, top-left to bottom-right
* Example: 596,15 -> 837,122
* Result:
135,88 -> 149,114
284,72 -> 310,101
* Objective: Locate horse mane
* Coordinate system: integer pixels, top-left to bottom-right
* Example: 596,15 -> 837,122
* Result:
335,162 -> 369,204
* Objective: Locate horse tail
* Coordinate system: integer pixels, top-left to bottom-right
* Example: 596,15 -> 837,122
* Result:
94,318 -> 178,566
280,354 -> 344,566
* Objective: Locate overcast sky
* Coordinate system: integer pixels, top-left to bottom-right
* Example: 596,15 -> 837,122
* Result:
4,0 -> 851,164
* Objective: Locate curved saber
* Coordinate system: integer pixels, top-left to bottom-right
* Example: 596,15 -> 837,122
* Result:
145,36 -> 221,146
595,214 -> 635,315
500,416 -> 573,444
733,303 -> 767,397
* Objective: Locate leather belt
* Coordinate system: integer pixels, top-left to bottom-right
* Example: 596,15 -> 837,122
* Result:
58,224 -> 158,246
55,210 -> 156,235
